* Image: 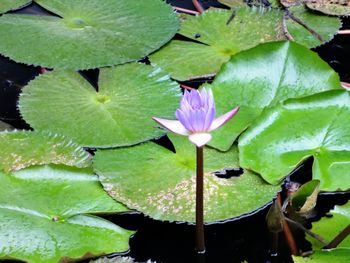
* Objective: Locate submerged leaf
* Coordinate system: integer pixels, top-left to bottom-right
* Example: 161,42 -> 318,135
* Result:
206,41 -> 340,151
0,165 -> 132,263
93,134 -> 279,223
306,0 -> 350,16
0,130 -> 91,173
309,201 -> 350,249
293,249 -> 350,263
239,90 -> 350,191
0,0 -> 179,69
19,64 -> 181,148
0,120 -> 13,131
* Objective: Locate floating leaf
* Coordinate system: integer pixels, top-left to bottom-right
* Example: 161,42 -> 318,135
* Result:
19,64 -> 181,148
239,90 -> 350,191
0,0 -> 30,14
150,8 -> 282,80
306,0 -> 350,16
93,134 -> 279,223
293,249 -> 350,263
0,165 -> 132,263
206,41 -> 340,151
0,0 -> 179,69
0,121 -> 13,131
285,6 -> 341,48
0,131 -> 91,173
309,201 -> 350,249
291,180 -> 320,214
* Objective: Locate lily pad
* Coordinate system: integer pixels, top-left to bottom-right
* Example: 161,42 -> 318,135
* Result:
293,249 -> 350,263
286,6 -> 342,48
0,130 -> 91,173
0,165 -> 132,263
19,63 -> 181,148
306,1 -> 350,16
0,0 -> 179,69
206,41 -> 340,151
239,90 -> 350,191
0,0 -> 31,14
309,201 -> 350,249
150,8 -> 282,81
93,134 -> 279,223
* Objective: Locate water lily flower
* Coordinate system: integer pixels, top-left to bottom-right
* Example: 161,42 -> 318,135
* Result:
153,88 -> 239,147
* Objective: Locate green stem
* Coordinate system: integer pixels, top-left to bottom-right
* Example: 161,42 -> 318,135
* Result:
196,146 -> 205,253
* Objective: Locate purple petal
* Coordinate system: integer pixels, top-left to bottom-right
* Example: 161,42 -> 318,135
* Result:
188,133 -> 212,147
190,109 -> 206,132
203,106 -> 215,131
209,106 -> 240,131
152,117 -> 189,135
189,89 -> 202,109
176,109 -> 193,131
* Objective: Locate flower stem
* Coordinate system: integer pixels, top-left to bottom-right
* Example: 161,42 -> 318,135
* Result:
196,146 -> 205,253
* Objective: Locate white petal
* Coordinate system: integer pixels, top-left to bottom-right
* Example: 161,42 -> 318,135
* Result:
152,117 -> 189,135
188,133 -> 212,147
209,106 -> 240,131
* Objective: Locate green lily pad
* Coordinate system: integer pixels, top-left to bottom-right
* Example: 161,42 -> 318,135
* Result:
286,6 -> 341,48
0,0 -> 31,14
309,201 -> 350,249
150,8 -> 282,81
0,165 -> 132,263
19,63 -> 181,148
150,6 -> 341,81
306,1 -> 350,16
0,0 -> 178,69
93,134 -> 279,223
0,130 -> 91,173
239,90 -> 350,191
206,41 -> 340,151
293,249 -> 350,263
0,121 -> 13,131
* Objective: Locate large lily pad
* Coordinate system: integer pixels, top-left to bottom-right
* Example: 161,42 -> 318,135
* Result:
0,130 -> 91,173
0,0 -> 31,14
150,6 -> 341,81
293,249 -> 350,263
239,90 -> 350,191
0,165 -> 132,263
19,63 -> 181,148
93,134 -> 279,223
206,41 -> 340,151
0,0 -> 179,69
286,6 -> 342,48
309,201 -> 350,249
150,8 -> 282,81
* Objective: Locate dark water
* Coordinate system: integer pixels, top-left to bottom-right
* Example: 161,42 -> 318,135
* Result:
1,1 -> 350,262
